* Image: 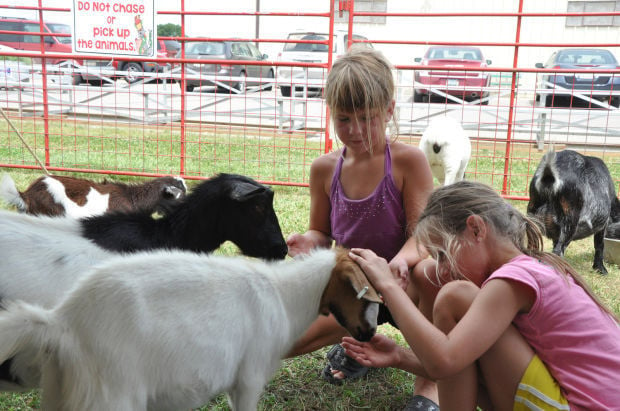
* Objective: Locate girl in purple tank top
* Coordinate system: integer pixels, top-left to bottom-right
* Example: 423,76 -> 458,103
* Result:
285,48 -> 438,409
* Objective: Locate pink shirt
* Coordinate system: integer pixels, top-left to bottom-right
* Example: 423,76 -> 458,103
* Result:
484,255 -> 620,410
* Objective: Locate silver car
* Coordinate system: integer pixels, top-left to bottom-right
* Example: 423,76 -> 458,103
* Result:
182,40 -> 274,93
276,30 -> 372,97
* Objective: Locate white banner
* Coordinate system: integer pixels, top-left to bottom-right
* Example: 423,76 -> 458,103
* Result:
72,0 -> 156,57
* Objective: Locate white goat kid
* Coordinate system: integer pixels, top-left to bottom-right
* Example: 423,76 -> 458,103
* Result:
0,248 -> 380,411
419,116 -> 471,185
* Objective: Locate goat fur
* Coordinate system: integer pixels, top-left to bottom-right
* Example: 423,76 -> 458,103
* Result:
419,116 -> 471,186
0,248 -> 380,411
0,174 -> 287,391
0,174 -> 187,218
527,149 -> 620,274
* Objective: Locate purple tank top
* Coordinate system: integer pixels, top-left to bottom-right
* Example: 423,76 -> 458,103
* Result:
330,144 -> 407,261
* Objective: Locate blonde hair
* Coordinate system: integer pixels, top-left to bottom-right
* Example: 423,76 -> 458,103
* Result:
414,180 -> 618,322
324,47 -> 398,151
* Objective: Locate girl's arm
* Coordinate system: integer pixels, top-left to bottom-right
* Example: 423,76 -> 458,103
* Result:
349,248 -> 533,380
341,334 -> 432,379
389,144 -> 434,282
287,154 -> 335,256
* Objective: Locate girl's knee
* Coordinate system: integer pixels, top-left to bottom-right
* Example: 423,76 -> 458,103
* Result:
432,280 -> 479,332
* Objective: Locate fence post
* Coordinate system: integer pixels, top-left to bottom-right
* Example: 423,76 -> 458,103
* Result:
536,112 -> 546,150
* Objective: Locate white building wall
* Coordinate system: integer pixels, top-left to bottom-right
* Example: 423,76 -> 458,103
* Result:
5,0 -> 620,68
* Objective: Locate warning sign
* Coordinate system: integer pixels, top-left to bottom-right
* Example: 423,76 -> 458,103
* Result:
72,0 -> 156,57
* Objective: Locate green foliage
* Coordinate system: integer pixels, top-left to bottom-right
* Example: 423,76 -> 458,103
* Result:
157,23 -> 181,37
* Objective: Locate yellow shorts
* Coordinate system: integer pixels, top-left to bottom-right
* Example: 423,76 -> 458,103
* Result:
514,354 -> 570,411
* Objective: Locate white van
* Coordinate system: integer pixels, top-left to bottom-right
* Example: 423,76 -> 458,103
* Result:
275,30 -> 372,97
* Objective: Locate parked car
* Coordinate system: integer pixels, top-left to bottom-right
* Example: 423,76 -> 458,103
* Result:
0,17 -> 83,84
275,30 -> 373,97
82,39 -> 181,84
182,40 -> 274,93
535,48 -> 620,108
413,46 -> 492,104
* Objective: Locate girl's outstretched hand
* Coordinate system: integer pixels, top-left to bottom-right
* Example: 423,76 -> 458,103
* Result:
341,334 -> 400,369
349,248 -> 397,292
286,233 -> 313,257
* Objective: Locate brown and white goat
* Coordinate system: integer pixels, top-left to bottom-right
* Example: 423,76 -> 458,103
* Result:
0,174 -> 186,218
0,247 -> 380,411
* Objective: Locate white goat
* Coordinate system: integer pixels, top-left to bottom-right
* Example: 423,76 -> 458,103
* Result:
419,116 -> 471,185
0,210 -> 114,391
0,248 -> 380,411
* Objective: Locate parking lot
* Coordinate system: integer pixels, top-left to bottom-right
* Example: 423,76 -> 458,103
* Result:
2,65 -> 619,152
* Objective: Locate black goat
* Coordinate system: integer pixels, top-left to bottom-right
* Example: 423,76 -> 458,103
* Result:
80,173 -> 288,260
527,150 -> 620,274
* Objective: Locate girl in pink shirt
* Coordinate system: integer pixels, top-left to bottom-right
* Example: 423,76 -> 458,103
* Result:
343,180 -> 620,410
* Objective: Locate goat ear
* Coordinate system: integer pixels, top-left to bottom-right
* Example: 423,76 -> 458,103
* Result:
335,248 -> 382,303
163,185 -> 184,200
348,270 -> 382,303
230,182 -> 266,201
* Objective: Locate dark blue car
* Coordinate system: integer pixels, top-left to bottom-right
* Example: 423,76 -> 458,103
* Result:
535,48 -> 620,108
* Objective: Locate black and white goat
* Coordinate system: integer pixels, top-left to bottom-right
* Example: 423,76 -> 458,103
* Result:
79,173 -> 288,256
0,173 -> 287,390
0,174 -> 187,218
0,248 -> 380,410
527,149 -> 620,274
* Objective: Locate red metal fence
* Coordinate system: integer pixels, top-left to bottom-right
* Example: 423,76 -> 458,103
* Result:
0,0 -> 618,199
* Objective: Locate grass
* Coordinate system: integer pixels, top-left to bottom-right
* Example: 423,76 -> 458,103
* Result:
2,116 -> 617,195
0,114 -> 618,410
0,167 -> 618,410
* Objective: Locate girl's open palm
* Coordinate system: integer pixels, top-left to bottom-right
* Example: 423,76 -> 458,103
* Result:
341,335 -> 400,369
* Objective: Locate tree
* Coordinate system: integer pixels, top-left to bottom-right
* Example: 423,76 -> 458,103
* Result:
157,24 -> 181,37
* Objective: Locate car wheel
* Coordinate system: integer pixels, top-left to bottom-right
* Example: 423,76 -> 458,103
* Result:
186,84 -> 195,92
235,71 -> 247,93
610,97 -> 620,108
280,86 -> 291,97
123,62 -> 143,83
88,79 -> 103,86
264,69 -> 274,91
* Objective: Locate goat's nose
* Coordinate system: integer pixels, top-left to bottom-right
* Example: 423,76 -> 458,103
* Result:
270,244 -> 288,260
355,327 -> 376,342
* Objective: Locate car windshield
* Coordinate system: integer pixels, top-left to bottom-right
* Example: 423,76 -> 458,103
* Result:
428,47 -> 482,60
185,42 -> 225,55
47,23 -> 72,44
557,50 -> 616,65
284,33 -> 329,52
